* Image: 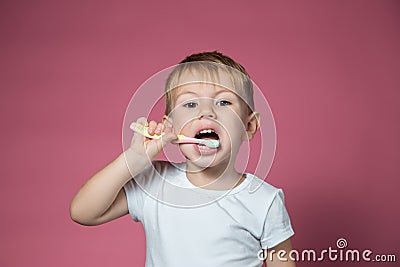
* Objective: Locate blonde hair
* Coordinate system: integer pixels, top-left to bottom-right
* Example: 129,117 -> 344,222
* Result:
165,51 -> 254,115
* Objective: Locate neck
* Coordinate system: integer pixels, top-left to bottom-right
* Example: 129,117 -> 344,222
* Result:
185,159 -> 245,190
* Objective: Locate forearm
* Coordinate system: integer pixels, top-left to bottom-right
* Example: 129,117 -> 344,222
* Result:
70,149 -> 148,225
265,239 -> 296,267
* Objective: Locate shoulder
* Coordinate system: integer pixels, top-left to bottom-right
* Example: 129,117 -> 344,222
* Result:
245,173 -> 284,202
136,160 -> 178,177
124,160 -> 173,188
237,173 -> 290,219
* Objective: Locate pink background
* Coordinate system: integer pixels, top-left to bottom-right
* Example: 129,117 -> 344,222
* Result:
1,1 -> 399,266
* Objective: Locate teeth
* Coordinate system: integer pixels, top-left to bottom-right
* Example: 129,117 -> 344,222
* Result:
199,129 -> 215,134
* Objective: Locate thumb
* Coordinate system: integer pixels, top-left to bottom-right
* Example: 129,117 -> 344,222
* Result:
159,132 -> 178,147
147,132 -> 177,159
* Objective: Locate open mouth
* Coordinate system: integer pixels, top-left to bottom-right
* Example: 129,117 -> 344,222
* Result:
193,129 -> 220,155
194,129 -> 220,143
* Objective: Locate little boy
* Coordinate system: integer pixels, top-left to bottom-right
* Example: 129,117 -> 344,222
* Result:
70,51 -> 295,267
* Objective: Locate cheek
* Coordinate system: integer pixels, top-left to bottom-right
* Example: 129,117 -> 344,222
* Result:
171,107 -> 198,121
170,112 -> 195,133
225,119 -> 247,140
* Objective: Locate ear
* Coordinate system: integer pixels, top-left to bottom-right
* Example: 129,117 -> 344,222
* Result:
242,112 -> 260,141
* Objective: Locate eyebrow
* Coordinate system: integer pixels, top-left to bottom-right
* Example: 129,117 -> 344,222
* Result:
176,87 -> 236,98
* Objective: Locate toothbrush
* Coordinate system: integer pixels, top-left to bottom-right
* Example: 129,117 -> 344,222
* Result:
130,122 -> 220,149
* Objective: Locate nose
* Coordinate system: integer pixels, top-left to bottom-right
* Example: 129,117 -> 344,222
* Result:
197,98 -> 216,119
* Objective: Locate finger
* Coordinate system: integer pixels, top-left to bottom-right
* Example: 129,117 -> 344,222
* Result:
163,125 -> 172,134
162,120 -> 173,133
163,117 -> 173,128
155,123 -> 163,135
148,132 -> 176,157
148,120 -> 157,135
160,132 -> 178,147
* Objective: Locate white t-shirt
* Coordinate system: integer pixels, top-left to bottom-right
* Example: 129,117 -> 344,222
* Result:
123,161 -> 294,267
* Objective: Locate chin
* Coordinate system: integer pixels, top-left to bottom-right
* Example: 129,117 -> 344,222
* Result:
185,152 -> 232,170
188,161 -> 217,170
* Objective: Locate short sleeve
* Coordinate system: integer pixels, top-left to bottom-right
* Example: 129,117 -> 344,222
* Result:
123,180 -> 142,222
260,189 -> 294,249
123,163 -> 156,222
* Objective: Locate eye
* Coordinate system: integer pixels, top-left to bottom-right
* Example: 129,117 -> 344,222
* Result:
183,101 -> 198,108
216,100 -> 232,106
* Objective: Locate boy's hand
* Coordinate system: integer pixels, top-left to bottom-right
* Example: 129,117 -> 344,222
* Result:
128,117 -> 177,163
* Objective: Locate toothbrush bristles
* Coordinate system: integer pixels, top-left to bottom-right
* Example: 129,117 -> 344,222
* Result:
202,140 -> 220,148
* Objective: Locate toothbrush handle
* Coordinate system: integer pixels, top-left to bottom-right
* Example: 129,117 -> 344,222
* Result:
131,123 -> 190,142
173,136 -> 201,144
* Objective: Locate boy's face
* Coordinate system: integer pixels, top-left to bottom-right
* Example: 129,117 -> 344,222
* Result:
166,75 -> 258,169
